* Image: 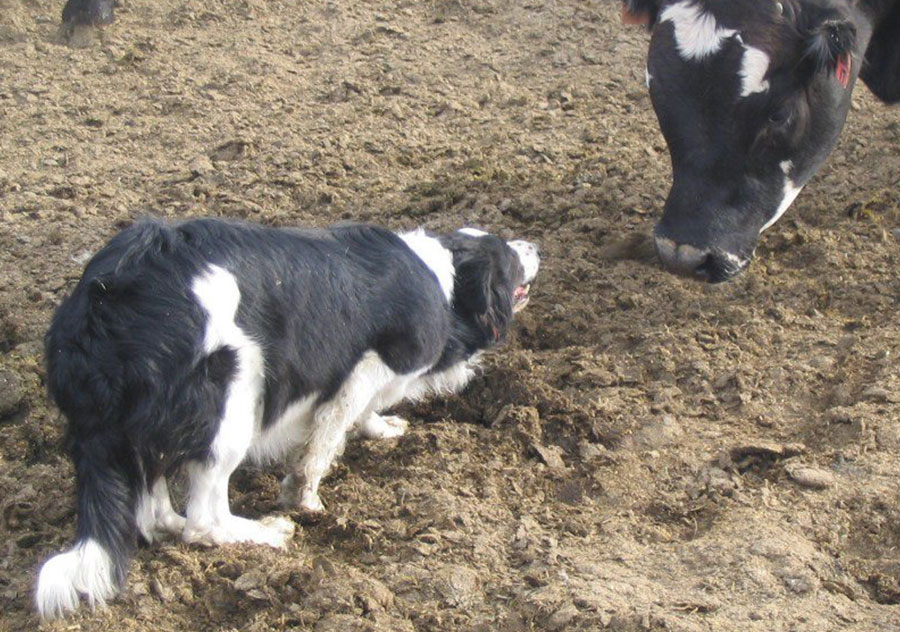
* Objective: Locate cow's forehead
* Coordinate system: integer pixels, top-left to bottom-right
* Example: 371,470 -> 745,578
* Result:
653,0 -> 789,98
660,1 -> 737,61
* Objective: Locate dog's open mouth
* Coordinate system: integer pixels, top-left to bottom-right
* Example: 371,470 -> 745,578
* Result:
513,284 -> 530,312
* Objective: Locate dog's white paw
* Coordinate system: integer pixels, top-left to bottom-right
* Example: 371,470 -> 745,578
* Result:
259,516 -> 297,541
183,515 -> 295,548
359,413 -> 409,440
156,512 -> 187,538
299,489 -> 325,513
377,415 -> 409,439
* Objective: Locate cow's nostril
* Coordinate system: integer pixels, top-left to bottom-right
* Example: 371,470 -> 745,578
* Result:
693,251 -> 746,283
694,255 -> 712,281
693,254 -> 716,281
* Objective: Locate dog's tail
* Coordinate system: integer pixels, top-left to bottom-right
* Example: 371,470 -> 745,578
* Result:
35,427 -> 141,619
36,254 -> 146,620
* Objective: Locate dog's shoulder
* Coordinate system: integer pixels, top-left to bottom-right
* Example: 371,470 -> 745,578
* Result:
325,222 -> 408,255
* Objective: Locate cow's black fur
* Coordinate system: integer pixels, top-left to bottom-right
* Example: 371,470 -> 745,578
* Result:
62,0 -> 113,27
623,0 -> 899,282
861,0 -> 900,102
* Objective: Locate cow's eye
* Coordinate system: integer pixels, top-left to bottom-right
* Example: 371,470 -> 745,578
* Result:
768,103 -> 794,126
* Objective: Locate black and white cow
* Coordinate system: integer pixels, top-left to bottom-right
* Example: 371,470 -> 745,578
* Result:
624,0 -> 900,282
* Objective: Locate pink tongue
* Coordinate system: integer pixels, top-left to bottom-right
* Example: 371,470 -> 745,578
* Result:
514,286 -> 528,301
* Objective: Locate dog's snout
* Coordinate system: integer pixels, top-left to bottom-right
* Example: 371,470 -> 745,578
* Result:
507,240 -> 540,282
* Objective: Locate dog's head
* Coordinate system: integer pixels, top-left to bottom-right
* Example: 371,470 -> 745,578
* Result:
440,228 -> 539,348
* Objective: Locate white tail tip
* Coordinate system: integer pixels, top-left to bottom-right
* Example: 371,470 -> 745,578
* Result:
35,539 -> 116,620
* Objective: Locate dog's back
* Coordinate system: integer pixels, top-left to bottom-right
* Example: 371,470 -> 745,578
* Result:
37,218 -> 453,618
37,217 -> 540,619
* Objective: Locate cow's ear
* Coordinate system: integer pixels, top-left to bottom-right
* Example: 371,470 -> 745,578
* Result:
622,0 -> 660,28
804,16 -> 857,74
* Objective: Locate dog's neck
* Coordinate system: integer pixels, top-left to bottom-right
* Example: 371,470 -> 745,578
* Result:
398,230 -> 455,303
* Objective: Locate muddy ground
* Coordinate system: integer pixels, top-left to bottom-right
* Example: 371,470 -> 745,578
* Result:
1,0 -> 899,630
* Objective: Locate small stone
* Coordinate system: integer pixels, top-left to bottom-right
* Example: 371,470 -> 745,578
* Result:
433,565 -> 480,608
808,355 -> 834,371
189,154 -> 214,177
730,442 -> 806,462
547,602 -> 579,630
782,574 -> 814,594
0,369 -> 25,420
532,443 -> 566,469
151,578 -> 175,602
357,577 -> 394,612
234,570 -> 266,592
785,464 -> 835,490
861,386 -> 893,403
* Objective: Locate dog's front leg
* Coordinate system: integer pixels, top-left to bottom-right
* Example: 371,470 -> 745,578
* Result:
279,352 -> 398,513
136,477 -> 186,543
356,412 -> 409,440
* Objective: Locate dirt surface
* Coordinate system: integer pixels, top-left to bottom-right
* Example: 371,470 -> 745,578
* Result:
1,1 -> 899,630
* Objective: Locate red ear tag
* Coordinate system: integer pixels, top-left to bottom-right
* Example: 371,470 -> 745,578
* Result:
835,53 -> 851,89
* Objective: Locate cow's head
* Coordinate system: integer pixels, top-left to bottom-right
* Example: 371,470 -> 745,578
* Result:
624,0 -> 874,282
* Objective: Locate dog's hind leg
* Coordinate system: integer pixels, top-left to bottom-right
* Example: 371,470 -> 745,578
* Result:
287,352 -> 399,513
183,265 -> 295,549
136,478 -> 185,542
183,459 -> 295,548
181,341 -> 295,548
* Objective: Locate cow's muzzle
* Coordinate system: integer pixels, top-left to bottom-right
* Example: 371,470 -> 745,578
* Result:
653,234 -> 750,283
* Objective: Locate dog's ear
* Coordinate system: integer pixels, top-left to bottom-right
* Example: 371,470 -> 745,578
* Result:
455,255 -> 513,345
623,0 -> 660,28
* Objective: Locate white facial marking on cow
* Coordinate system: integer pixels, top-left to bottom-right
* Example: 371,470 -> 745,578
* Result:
780,160 -> 793,175
661,1 -> 737,61
761,178 -> 804,232
721,251 -> 749,271
739,46 -> 771,96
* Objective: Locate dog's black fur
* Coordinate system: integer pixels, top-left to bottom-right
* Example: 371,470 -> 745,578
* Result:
36,217 -> 536,618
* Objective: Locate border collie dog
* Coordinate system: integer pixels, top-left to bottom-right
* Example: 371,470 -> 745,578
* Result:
35,218 -> 539,619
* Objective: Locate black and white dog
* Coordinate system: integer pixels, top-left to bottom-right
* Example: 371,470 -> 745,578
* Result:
35,218 -> 539,619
